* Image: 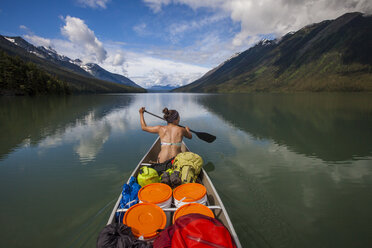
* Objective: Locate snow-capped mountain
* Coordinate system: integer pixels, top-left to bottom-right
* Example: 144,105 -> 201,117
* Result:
83,63 -> 141,88
37,46 -> 71,62
1,35 -> 142,88
257,39 -> 276,46
198,52 -> 241,80
174,12 -> 372,93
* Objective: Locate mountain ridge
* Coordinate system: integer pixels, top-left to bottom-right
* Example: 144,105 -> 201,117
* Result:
0,35 -> 145,94
174,12 -> 372,93
83,63 -> 141,88
1,35 -> 143,89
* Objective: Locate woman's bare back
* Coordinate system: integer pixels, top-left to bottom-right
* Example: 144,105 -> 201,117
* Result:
139,107 -> 192,163
157,124 -> 184,162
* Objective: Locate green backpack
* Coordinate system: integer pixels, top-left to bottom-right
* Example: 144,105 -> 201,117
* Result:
173,152 -> 204,184
137,166 -> 160,187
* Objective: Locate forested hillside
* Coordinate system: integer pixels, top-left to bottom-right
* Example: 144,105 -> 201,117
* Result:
0,36 -> 146,95
0,51 -> 70,95
175,12 -> 372,93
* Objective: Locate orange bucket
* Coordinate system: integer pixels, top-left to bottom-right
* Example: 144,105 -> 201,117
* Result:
138,183 -> 172,205
173,183 -> 207,207
123,203 -> 166,239
173,203 -> 214,223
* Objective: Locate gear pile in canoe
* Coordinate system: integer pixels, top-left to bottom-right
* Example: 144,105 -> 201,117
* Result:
97,138 -> 242,248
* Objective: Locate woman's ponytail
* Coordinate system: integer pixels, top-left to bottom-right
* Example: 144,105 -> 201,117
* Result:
163,107 -> 170,119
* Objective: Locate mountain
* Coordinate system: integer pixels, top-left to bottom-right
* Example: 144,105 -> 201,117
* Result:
147,84 -> 177,92
0,50 -> 71,95
6,36 -> 142,88
0,35 -> 145,94
81,63 -> 141,88
2,36 -> 93,77
174,12 -> 372,93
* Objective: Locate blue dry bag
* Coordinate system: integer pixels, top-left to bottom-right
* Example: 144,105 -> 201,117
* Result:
116,176 -> 141,222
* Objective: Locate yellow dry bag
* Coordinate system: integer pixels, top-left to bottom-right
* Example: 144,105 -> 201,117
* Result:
137,166 -> 160,187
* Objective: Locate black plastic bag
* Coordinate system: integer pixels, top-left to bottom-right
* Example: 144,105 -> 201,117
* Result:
97,223 -> 152,248
150,157 -> 174,174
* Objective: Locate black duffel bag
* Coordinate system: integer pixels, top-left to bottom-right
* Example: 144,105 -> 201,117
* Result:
97,223 -> 152,248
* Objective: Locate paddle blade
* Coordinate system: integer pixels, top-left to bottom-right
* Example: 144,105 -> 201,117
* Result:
194,131 -> 216,143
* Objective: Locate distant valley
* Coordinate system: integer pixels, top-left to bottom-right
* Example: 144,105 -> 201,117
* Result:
146,84 -> 177,92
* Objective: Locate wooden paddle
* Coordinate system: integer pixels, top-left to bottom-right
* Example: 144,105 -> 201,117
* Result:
144,110 -> 216,143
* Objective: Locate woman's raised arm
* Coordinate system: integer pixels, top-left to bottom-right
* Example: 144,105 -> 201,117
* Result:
184,126 -> 192,139
139,107 -> 161,133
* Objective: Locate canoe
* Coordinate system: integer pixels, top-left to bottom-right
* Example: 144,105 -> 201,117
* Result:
107,137 -> 242,247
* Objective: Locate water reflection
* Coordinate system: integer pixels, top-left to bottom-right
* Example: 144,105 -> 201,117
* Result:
0,94 -> 211,164
0,95 -> 134,161
0,93 -> 372,248
38,110 -> 116,163
198,93 -> 372,162
191,94 -> 372,247
204,162 -> 215,173
198,116 -> 372,248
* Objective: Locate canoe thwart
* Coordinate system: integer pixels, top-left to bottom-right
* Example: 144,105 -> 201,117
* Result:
116,205 -> 222,213
140,163 -> 153,166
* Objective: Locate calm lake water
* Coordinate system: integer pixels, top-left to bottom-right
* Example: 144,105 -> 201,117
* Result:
0,93 -> 372,248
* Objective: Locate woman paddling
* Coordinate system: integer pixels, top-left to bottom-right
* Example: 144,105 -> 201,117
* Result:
139,107 -> 192,163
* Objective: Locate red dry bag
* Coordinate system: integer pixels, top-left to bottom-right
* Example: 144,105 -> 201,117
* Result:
154,213 -> 236,248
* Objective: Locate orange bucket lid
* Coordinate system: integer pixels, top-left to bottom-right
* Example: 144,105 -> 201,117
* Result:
173,203 -> 214,223
173,183 -> 206,202
138,183 -> 172,204
123,203 -> 166,239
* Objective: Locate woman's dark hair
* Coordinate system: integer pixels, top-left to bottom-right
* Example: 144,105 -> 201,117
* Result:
163,107 -> 179,123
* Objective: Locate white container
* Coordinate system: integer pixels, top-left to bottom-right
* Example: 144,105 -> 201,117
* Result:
173,183 -> 208,208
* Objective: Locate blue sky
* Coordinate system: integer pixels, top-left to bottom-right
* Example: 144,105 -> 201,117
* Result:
1,0 -> 371,88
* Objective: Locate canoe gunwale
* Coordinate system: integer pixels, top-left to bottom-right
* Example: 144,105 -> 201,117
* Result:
106,137 -> 242,247
201,167 -> 242,247
107,138 -> 159,225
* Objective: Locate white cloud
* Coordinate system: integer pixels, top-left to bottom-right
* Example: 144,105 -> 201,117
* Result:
143,0 -> 372,46
168,14 -> 227,44
61,16 -> 107,62
77,0 -> 110,9
143,0 -> 172,13
133,23 -> 149,36
52,39 -> 82,58
141,32 -> 243,69
122,52 -> 208,87
99,50 -> 128,76
142,69 -> 204,88
19,25 -> 28,31
23,34 -> 52,47
109,52 -> 126,66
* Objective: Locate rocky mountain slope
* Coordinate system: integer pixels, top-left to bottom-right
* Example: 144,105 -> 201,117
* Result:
82,63 -> 140,88
174,12 -> 372,93
0,35 -> 145,94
